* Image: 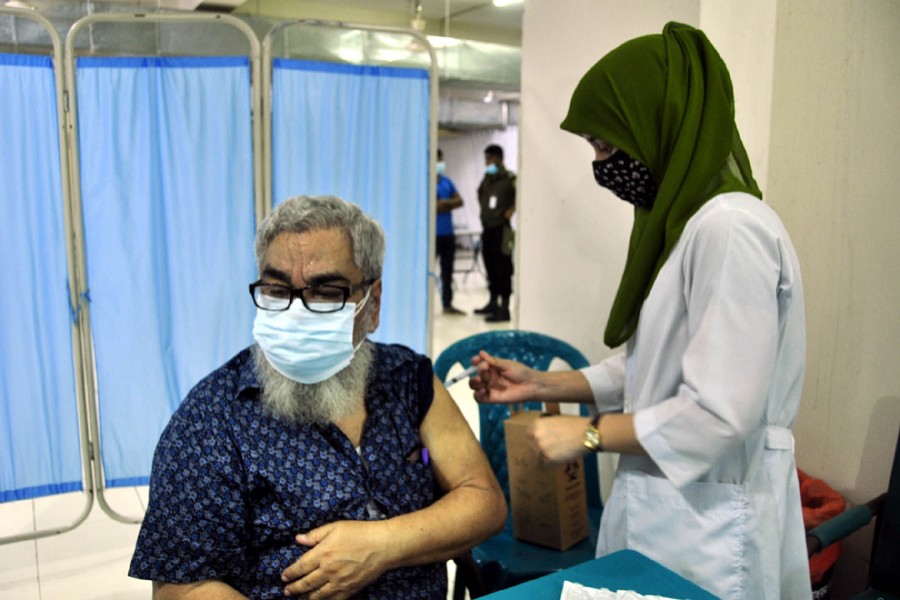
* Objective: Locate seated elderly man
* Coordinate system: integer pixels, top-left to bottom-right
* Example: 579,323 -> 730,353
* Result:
129,195 -> 506,599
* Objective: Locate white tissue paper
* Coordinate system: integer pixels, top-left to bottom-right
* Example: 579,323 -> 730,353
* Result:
559,581 -> 684,600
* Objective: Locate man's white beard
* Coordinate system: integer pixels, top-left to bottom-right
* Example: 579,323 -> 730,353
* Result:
253,341 -> 373,426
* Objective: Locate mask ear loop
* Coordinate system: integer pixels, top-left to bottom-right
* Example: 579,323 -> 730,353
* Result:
350,285 -> 375,350
353,285 -> 373,316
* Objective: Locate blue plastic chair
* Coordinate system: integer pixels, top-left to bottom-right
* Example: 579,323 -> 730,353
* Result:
434,330 -> 603,597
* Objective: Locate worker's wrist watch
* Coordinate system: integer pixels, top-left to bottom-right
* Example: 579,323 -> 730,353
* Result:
583,413 -> 605,452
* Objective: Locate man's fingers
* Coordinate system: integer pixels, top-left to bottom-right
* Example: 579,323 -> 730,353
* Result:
281,547 -> 317,583
297,522 -> 333,547
283,566 -> 326,597
300,582 -> 349,600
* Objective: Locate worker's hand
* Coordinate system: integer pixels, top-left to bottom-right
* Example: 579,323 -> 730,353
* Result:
281,521 -> 390,599
528,415 -> 591,464
469,350 -> 539,405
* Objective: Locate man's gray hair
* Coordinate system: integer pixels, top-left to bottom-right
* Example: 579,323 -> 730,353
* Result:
255,195 -> 385,280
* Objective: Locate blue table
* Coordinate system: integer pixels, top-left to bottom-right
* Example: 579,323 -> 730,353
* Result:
480,549 -> 719,599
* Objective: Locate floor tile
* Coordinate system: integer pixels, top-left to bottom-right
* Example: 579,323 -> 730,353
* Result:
31,491 -> 93,535
0,498 -> 34,538
0,539 -> 39,598
90,486 -> 145,524
431,270 -> 510,360
35,515 -> 147,599
0,580 -> 40,600
135,486 -> 150,511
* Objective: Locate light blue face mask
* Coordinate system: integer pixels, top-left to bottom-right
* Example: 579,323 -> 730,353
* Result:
485,163 -> 499,175
252,289 -> 371,385
436,161 -> 446,175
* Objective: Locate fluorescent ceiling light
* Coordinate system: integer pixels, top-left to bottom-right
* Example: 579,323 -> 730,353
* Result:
492,0 -> 523,6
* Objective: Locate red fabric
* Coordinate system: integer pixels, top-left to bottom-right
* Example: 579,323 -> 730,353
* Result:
799,468 -> 846,584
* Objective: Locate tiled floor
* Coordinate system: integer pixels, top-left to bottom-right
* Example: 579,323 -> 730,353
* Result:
0,487 -> 151,599
0,268 -> 507,599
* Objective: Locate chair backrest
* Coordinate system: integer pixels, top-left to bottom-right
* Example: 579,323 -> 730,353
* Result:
870,424 -> 900,593
433,329 -> 601,510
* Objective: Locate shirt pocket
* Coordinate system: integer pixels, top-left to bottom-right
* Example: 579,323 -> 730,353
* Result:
370,451 -> 436,517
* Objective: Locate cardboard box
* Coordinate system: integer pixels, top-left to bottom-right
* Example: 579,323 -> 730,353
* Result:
504,410 -> 590,550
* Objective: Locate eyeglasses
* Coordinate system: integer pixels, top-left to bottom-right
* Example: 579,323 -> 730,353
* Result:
249,279 -> 376,313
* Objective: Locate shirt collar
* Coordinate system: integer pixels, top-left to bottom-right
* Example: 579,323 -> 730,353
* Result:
236,347 -> 262,396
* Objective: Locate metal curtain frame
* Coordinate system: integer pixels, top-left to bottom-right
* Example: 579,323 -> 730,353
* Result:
260,20 -> 440,355
63,11 -> 262,524
0,6 -> 95,546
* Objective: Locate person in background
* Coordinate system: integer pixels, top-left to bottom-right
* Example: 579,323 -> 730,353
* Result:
476,144 -> 516,323
470,22 -> 809,600
435,148 -> 466,315
475,144 -> 516,323
129,195 -> 506,599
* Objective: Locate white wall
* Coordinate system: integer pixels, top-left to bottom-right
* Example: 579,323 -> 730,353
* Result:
518,0 -> 699,364
766,1 -> 900,595
518,0 -> 701,511
518,1 -> 900,596
699,0 -> 778,193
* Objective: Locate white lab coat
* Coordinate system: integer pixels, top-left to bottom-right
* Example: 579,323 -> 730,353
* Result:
583,193 -> 811,599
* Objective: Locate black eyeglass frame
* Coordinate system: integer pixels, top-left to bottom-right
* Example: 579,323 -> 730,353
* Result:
249,279 -> 377,313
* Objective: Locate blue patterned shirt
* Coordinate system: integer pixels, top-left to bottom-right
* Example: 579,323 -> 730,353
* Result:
129,343 -> 446,599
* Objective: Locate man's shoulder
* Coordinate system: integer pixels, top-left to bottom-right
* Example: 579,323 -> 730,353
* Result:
179,346 -> 256,414
494,170 -> 516,190
369,342 -> 433,423
437,174 -> 458,194
371,342 -> 429,373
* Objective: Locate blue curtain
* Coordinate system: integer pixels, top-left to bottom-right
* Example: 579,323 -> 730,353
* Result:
0,54 -> 82,502
271,59 -> 430,353
75,57 -> 256,487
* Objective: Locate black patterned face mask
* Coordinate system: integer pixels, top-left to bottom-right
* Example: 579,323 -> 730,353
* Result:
592,149 -> 658,209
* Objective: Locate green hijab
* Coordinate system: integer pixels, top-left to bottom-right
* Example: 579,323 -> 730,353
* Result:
560,22 -> 761,348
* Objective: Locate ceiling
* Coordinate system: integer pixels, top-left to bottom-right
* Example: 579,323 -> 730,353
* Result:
314,0 -> 524,35
209,0 -> 524,44
3,0 -> 522,129
66,0 -> 522,44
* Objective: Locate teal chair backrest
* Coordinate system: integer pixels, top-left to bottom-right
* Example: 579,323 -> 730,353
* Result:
433,329 -> 601,510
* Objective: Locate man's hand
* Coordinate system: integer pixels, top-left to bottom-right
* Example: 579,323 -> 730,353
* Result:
281,521 -> 391,599
469,350 -> 540,405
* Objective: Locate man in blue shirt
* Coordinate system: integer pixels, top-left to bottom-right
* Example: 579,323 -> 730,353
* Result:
435,148 -> 466,315
129,195 -> 506,599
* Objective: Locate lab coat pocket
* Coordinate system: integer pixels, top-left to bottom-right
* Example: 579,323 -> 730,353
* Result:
623,471 -> 751,599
